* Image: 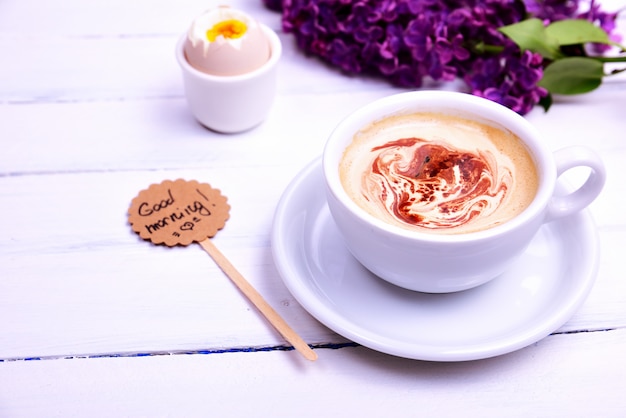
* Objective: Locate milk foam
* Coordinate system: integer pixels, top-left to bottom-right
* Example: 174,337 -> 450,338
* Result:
339,112 -> 538,234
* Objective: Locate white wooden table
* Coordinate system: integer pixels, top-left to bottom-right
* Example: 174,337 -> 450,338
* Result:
1,1 -> 625,416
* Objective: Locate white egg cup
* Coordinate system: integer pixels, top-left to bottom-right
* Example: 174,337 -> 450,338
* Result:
176,24 -> 282,133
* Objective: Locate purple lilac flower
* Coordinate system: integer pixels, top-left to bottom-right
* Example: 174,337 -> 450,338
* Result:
465,49 -> 548,114
523,0 -> 579,22
272,0 -> 619,114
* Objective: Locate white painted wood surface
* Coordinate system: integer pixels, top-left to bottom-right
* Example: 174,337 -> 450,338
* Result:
1,0 -> 625,416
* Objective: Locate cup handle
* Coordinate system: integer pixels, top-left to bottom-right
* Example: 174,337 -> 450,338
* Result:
545,146 -> 606,222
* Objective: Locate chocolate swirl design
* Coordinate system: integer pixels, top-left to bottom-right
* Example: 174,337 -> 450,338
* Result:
365,137 -> 511,230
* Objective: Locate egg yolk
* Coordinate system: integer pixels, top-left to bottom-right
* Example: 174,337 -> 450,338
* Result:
206,19 -> 247,42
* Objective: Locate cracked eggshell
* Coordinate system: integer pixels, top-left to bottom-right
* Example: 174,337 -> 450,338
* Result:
183,7 -> 271,76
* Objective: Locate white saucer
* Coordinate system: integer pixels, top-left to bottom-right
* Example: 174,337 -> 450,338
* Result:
271,158 -> 600,361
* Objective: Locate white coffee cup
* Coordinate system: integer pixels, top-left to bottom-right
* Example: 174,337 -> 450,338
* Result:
323,91 -> 606,293
175,24 -> 281,133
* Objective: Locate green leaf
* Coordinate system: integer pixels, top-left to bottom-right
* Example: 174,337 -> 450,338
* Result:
545,19 -> 611,46
499,18 -> 561,60
538,57 -> 604,95
538,94 -> 553,112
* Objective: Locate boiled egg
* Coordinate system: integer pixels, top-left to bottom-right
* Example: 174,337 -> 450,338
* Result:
184,7 -> 271,76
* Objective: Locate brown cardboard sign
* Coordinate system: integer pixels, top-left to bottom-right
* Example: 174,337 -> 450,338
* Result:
128,179 -> 230,246
127,178 -> 317,361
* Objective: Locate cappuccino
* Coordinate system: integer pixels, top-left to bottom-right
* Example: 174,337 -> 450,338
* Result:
339,112 -> 538,234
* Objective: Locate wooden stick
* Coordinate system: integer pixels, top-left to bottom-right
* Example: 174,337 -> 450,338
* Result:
198,238 -> 318,361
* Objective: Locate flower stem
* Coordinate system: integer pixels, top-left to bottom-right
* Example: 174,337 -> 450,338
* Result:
591,55 -> 626,63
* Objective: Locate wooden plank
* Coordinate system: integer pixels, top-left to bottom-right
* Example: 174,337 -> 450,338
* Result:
0,90 -> 398,174
0,0 -> 279,37
0,166 -> 625,359
0,22 -> 395,103
1,329 -> 625,417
